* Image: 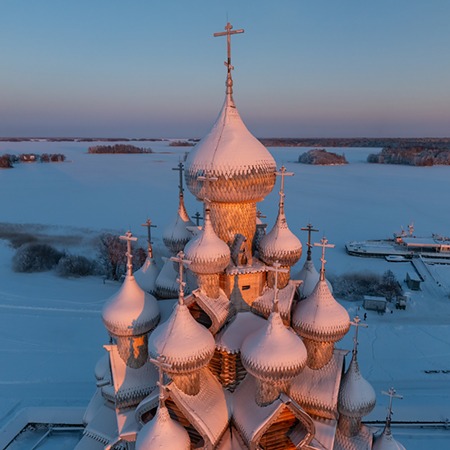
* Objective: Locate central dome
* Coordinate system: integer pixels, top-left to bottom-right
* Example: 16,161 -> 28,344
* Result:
185,95 -> 276,203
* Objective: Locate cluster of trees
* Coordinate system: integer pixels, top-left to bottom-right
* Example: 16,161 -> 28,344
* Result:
0,153 -> 66,168
368,147 -> 450,166
330,270 -> 403,301
88,144 -> 152,154
169,140 -> 196,147
298,149 -> 348,165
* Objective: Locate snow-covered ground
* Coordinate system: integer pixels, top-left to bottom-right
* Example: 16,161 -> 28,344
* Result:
1,140 -> 450,448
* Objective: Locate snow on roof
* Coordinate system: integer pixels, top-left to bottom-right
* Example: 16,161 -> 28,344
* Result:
94,352 -> 111,383
373,426 -> 406,450
167,367 -> 229,446
83,388 -> 105,426
83,403 -> 118,446
135,404 -> 190,450
226,258 -> 267,275
185,95 -> 276,204
309,416 -> 338,450
106,344 -> 158,409
241,311 -> 307,382
258,204 -> 302,267
162,195 -> 195,254
102,274 -> 160,337
232,375 -> 314,447
154,257 -> 180,299
75,434 -> 106,450
184,210 -> 230,274
293,279 -> 350,342
215,311 -> 266,354
297,259 -> 320,298
133,256 -> 160,295
135,389 -> 160,426
338,353 -> 376,419
289,349 -> 347,420
334,424 -> 373,450
251,280 -> 299,325
148,303 -> 215,373
190,289 -> 231,334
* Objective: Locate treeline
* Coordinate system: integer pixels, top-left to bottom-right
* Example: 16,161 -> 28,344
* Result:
0,153 -> 66,169
298,149 -> 347,165
88,144 -> 153,154
169,140 -> 196,147
367,147 -> 450,166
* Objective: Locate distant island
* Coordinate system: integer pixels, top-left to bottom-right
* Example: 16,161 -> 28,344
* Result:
169,140 -> 196,147
0,153 -> 66,169
298,149 -> 348,165
87,144 -> 153,154
368,146 -> 450,166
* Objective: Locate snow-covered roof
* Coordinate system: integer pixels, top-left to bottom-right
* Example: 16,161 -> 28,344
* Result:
372,426 -> 406,450
338,353 -> 376,419
251,280 -> 299,325
102,275 -> 160,337
106,344 -> 158,409
258,203 -> 302,267
162,194 -> 195,254
83,388 -> 105,426
83,403 -> 118,446
94,352 -> 111,384
215,311 -> 266,354
241,310 -> 307,382
309,417 -> 338,450
185,94 -> 276,204
133,256 -> 159,295
148,302 -> 215,373
184,209 -> 230,274
289,349 -> 347,420
154,257 -> 180,299
293,279 -> 350,342
167,367 -> 230,446
136,404 -> 191,450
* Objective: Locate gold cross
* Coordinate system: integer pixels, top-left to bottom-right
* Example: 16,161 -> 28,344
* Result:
266,261 -> 288,312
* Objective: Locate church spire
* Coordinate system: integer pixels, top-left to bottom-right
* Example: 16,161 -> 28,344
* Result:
214,22 -> 244,97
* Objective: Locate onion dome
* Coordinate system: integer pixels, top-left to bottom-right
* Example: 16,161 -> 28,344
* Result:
134,256 -> 159,295
184,59 -> 276,204
293,278 -> 349,342
184,207 -> 230,274
373,427 -> 406,450
338,354 -> 376,418
241,311 -> 307,382
163,193 -> 195,254
297,259 -> 320,298
135,404 -> 190,450
102,232 -> 160,337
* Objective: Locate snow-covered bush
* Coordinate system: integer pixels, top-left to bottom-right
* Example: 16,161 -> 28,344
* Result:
12,243 -> 64,272
56,254 -> 97,277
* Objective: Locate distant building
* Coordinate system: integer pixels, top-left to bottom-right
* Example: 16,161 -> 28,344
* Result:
363,295 -> 388,312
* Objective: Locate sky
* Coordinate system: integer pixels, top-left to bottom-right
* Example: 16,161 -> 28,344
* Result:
1,0 -> 450,138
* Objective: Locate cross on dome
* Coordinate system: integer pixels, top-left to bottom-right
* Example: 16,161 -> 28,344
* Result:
350,315 -> 368,356
172,161 -> 185,197
266,261 -> 288,313
213,22 -> 244,95
141,218 -> 157,257
301,223 -> 319,261
275,166 -> 294,205
191,211 -> 203,227
119,231 -> 138,276
314,237 -> 334,281
197,171 -> 218,206
149,354 -> 172,407
381,387 -> 403,425
170,251 -> 191,305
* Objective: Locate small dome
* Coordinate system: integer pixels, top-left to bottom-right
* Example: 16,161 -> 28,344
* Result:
184,209 -> 230,274
258,205 -> 302,267
241,311 -> 307,382
102,275 -> 160,337
134,256 -> 160,295
136,405 -> 190,450
163,195 -> 195,254
338,354 -> 376,418
148,303 -> 215,374
185,95 -> 276,204
373,427 -> 406,450
297,259 -> 333,298
293,279 -> 350,343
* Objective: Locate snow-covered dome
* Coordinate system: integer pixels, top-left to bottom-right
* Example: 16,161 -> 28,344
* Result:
292,279 -> 350,343
338,354 -> 376,418
102,275 -> 160,337
241,311 -> 307,382
373,427 -> 406,450
135,405 -> 190,450
184,208 -> 230,274
148,303 -> 215,374
134,256 -> 159,295
297,259 -> 333,298
163,195 -> 195,254
258,204 -> 302,267
185,94 -> 276,204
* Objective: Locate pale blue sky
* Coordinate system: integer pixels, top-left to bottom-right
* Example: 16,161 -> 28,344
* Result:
1,0 -> 449,138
